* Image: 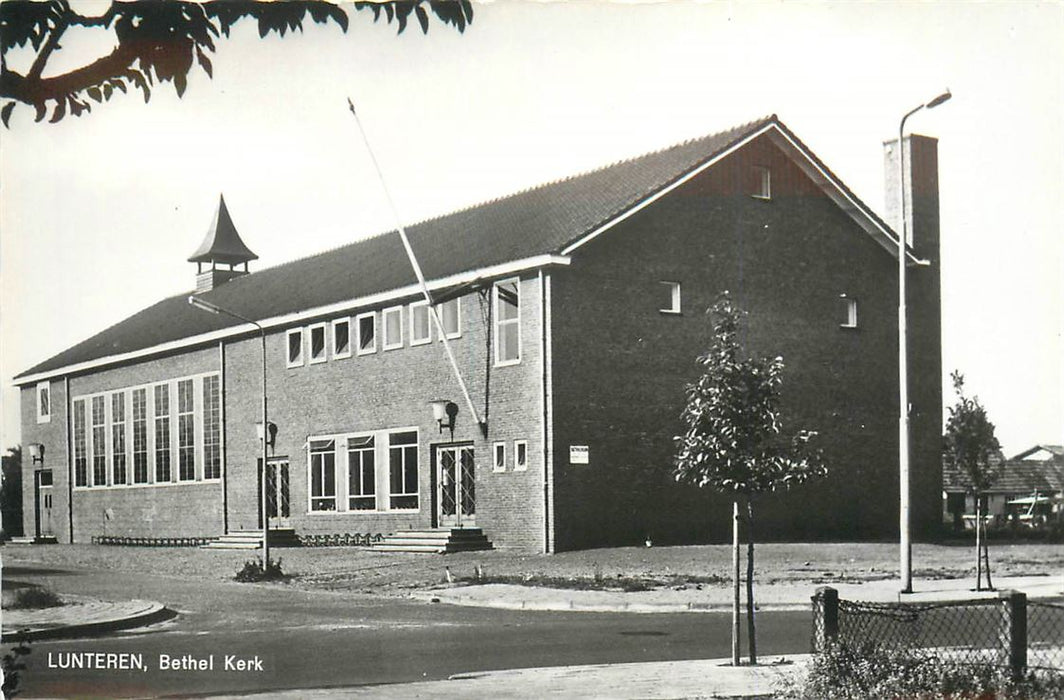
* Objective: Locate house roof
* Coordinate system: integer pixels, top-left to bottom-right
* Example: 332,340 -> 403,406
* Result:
1011,445 -> 1064,462
944,452 -> 1064,495
188,194 -> 259,265
15,115 -> 910,384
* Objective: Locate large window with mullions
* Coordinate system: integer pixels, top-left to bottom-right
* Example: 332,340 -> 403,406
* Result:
494,278 -> 521,365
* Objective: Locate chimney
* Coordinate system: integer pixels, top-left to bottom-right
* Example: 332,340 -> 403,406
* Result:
187,194 -> 259,292
883,134 -> 941,264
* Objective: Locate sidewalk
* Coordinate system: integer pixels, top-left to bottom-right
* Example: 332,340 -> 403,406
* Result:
1,595 -> 173,641
409,574 -> 1064,614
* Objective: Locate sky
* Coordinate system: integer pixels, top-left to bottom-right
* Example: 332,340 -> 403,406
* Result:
2,0 -> 1062,457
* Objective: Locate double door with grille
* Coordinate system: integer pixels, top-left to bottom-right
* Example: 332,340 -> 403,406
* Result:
436,445 -> 475,527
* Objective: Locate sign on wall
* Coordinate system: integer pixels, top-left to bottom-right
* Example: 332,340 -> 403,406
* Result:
569,445 -> 589,465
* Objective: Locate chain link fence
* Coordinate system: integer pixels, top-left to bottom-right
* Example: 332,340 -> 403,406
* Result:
813,586 -> 1063,678
1029,601 -> 1064,673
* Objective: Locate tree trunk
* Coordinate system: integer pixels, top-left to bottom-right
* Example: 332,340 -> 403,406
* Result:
745,495 -> 757,665
731,500 -> 741,666
974,495 -> 983,591
983,526 -> 994,590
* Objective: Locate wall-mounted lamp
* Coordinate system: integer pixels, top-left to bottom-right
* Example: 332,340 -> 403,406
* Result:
256,421 -> 278,448
28,443 -> 45,464
429,400 -> 459,439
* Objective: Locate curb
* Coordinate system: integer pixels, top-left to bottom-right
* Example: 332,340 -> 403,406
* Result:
414,591 -> 810,614
2,602 -> 176,642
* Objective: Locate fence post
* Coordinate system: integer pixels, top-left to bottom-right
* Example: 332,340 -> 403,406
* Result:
813,586 -> 839,652
999,589 -> 1027,680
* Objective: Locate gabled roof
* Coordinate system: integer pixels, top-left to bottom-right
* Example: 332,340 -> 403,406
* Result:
1012,445 -> 1064,462
944,452 -> 1064,495
15,115 -> 912,384
188,194 -> 259,265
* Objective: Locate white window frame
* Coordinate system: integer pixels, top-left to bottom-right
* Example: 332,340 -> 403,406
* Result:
840,295 -> 858,329
286,328 -> 304,368
331,317 -> 352,360
387,428 -> 420,511
659,281 -> 682,315
493,441 -> 506,473
514,440 -> 528,472
355,311 -> 377,356
345,433 -> 377,512
437,298 -> 462,340
36,381 -> 51,423
752,165 -> 771,200
494,278 -> 522,367
382,305 -> 403,351
409,300 -> 432,346
308,439 -> 338,512
308,322 -> 328,364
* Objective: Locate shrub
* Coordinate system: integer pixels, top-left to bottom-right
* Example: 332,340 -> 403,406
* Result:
8,586 -> 63,610
2,639 -> 31,698
234,557 -> 288,583
778,642 -> 1064,700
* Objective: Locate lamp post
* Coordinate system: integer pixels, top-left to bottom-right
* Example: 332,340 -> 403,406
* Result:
897,89 -> 951,594
188,295 -> 270,570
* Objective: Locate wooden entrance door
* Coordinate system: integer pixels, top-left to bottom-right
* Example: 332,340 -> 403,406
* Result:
36,470 -> 54,538
437,446 -> 475,528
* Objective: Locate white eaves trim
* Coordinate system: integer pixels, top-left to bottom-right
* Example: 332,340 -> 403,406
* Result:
14,253 -> 571,386
561,122 -> 923,266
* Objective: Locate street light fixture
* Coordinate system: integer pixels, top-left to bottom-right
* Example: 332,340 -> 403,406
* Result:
897,89 -> 951,594
188,294 -> 271,571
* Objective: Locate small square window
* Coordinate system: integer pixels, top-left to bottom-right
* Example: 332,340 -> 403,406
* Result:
383,306 -> 403,350
840,296 -> 858,329
332,318 -> 351,359
752,166 -> 771,200
286,329 -> 304,367
514,440 -> 528,472
659,281 -> 681,314
36,381 -> 51,423
438,298 -> 461,340
308,323 -> 327,364
493,442 -> 506,473
356,312 -> 376,355
409,301 -> 431,346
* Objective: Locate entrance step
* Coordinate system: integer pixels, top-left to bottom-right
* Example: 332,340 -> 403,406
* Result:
201,528 -> 301,550
372,528 -> 493,554
6,536 -> 57,545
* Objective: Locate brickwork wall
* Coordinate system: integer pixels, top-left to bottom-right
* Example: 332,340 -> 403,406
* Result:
20,380 -> 70,541
221,277 -> 546,551
549,135 -> 942,550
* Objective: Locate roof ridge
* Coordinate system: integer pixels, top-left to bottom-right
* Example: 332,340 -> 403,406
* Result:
229,114 -> 779,280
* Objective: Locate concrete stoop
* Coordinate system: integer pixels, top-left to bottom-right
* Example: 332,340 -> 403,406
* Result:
201,528 -> 301,550
372,527 -> 493,554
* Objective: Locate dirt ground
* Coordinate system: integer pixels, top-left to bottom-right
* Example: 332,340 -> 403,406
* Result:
3,541 -> 1061,594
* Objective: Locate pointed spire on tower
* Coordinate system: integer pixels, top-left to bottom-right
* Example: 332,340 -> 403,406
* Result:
189,195 -> 258,292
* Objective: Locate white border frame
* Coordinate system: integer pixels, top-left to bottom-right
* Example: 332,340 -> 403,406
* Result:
36,380 -> 51,423
751,165 -> 772,200
514,439 -> 528,472
438,297 -> 462,340
493,441 -> 507,473
659,281 -> 682,315
840,295 -> 858,329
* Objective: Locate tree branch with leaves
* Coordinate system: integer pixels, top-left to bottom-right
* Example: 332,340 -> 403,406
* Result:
0,0 -> 473,126
675,293 -> 825,665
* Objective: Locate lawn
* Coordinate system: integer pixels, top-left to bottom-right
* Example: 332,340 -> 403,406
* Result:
2,541 -> 1061,594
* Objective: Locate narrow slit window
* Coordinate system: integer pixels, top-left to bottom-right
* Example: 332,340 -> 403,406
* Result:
111,392 -> 127,486
409,301 -> 431,346
332,318 -> 351,359
356,312 -> 377,355
388,430 -> 419,510
438,298 -> 461,339
36,381 -> 51,423
494,279 -> 521,365
286,329 -> 304,367
514,440 -> 528,472
840,296 -> 858,329
752,166 -> 771,200
347,435 -> 376,511
493,442 -> 506,472
309,439 -> 337,511
383,306 -> 403,350
309,323 -> 327,364
660,281 -> 681,314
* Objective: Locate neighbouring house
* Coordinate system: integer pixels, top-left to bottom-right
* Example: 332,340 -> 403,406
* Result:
14,115 -> 943,553
943,445 -> 1064,529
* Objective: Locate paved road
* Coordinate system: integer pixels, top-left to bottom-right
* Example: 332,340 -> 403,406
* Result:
7,564 -> 812,698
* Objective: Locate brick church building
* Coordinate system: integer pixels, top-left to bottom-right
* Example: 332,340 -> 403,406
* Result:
15,116 -> 943,553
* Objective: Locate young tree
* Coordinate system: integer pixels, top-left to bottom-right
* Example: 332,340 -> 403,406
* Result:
675,293 -> 825,666
942,371 -> 1002,591
0,1 -> 473,126
1,446 -> 24,539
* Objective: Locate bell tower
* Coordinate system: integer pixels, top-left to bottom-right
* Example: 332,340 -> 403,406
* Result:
188,194 -> 258,292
